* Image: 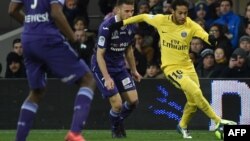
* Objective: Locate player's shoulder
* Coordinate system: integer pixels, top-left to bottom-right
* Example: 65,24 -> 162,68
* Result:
186,17 -> 200,27
99,16 -> 116,29
186,17 -> 193,23
144,14 -> 166,19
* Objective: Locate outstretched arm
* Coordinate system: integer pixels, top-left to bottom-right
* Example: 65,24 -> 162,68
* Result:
123,14 -> 150,25
192,22 -> 217,48
109,14 -> 159,31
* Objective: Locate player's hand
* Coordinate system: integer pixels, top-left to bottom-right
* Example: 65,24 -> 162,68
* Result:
208,35 -> 218,47
131,70 -> 142,82
109,21 -> 124,32
104,77 -> 115,90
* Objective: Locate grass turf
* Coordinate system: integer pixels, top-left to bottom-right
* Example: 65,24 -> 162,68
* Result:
0,130 -> 219,141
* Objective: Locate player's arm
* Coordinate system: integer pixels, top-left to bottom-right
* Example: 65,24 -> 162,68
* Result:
110,14 -> 159,31
125,45 -> 142,82
193,22 -> 217,47
123,14 -> 151,25
50,3 -> 76,43
96,47 -> 114,90
96,47 -> 109,79
8,1 -> 24,24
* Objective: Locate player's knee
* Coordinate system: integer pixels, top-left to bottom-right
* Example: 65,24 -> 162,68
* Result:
129,100 -> 139,109
29,88 -> 46,103
186,102 -> 198,113
77,72 -> 96,90
112,103 -> 123,112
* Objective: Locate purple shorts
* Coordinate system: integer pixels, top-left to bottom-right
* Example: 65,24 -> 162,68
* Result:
22,35 -> 90,89
92,69 -> 136,98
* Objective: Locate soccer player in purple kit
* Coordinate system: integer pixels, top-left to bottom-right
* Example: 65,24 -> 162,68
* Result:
8,0 -> 95,141
91,0 -> 142,138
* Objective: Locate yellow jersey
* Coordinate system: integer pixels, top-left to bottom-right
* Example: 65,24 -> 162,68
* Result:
123,14 -> 210,68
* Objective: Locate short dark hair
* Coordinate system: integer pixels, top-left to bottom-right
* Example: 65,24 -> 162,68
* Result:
220,0 -> 233,7
73,16 -> 87,27
171,0 -> 189,10
12,38 -> 21,47
147,62 -> 160,68
116,0 -> 134,6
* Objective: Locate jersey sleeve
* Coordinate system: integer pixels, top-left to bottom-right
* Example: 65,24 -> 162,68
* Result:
97,23 -> 111,49
123,14 -> 161,28
192,21 -> 210,45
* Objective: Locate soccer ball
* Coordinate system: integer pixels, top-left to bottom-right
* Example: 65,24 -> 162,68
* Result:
215,124 -> 224,140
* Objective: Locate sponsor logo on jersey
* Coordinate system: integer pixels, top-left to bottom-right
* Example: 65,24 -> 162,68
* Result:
110,47 -> 126,52
181,31 -> 187,38
162,39 -> 188,50
111,31 -> 119,39
122,77 -> 134,89
25,12 -> 49,23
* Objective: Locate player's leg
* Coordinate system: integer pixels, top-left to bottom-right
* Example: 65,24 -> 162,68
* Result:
64,72 -> 95,141
163,65 -> 218,138
15,52 -> 47,141
66,72 -> 95,140
178,71 -> 200,129
115,70 -> 138,120
182,78 -> 221,123
115,70 -> 138,137
179,102 -> 197,127
120,90 -> 138,121
164,65 -> 221,123
120,90 -> 138,137
92,71 -> 123,138
109,93 -> 123,138
44,41 -> 95,141
16,89 -> 46,141
176,93 -> 197,139
179,70 -> 236,134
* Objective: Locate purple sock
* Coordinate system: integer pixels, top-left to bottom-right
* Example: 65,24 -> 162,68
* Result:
70,87 -> 93,132
16,101 -> 38,141
120,101 -> 134,121
109,110 -> 121,131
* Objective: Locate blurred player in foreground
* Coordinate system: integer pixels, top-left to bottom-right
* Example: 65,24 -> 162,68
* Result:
8,0 -> 95,141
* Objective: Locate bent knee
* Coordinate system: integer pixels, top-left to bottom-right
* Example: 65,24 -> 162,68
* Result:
112,103 -> 123,112
77,72 -> 96,89
128,100 -> 139,109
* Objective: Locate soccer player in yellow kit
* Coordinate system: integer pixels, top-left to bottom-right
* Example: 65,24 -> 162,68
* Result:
109,0 -> 236,139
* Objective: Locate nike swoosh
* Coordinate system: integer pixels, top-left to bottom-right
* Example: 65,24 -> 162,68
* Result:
103,27 -> 109,30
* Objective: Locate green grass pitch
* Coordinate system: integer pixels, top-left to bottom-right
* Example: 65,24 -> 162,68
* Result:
0,130 -> 219,141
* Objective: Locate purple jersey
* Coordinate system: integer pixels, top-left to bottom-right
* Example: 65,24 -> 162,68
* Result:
14,0 -> 65,40
12,0 -> 90,89
91,16 -> 136,73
